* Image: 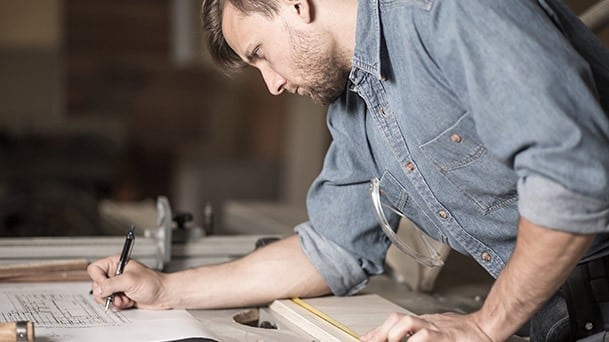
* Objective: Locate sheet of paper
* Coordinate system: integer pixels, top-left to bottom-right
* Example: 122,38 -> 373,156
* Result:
0,282 -> 219,342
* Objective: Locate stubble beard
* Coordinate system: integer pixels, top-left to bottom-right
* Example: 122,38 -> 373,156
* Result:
287,26 -> 350,106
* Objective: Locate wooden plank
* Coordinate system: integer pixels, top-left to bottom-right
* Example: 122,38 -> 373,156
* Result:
0,259 -> 88,279
1,270 -> 90,282
269,294 -> 414,341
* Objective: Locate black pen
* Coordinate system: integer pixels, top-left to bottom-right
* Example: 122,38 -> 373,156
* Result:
105,226 -> 135,312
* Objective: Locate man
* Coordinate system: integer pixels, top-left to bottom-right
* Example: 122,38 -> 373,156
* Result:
88,0 -> 609,340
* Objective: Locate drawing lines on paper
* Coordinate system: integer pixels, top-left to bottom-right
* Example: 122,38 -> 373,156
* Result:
1,291 -> 129,328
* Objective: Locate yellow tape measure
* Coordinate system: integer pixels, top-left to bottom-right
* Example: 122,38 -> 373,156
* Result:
290,297 -> 360,340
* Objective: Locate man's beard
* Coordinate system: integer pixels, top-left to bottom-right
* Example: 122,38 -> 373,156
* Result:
286,25 -> 350,106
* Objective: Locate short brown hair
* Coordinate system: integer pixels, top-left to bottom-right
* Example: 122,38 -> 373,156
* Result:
201,0 -> 279,72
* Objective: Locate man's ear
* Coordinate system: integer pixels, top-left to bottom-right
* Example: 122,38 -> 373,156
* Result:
283,0 -> 314,24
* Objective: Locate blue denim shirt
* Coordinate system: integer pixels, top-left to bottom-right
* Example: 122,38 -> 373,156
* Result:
296,0 -> 609,296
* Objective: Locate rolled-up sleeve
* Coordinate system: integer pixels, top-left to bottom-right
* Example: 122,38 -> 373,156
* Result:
430,0 -> 609,233
296,222 -> 370,296
518,176 -> 609,233
295,93 -> 391,296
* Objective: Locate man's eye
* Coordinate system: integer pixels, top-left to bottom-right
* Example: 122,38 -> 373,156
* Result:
253,47 -> 263,59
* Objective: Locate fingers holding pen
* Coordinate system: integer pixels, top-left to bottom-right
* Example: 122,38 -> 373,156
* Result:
88,255 -> 137,309
98,273 -> 135,306
108,292 -> 136,310
88,257 -> 170,311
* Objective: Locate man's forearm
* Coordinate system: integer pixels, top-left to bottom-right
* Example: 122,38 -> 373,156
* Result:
160,234 -> 331,309
477,217 -> 594,341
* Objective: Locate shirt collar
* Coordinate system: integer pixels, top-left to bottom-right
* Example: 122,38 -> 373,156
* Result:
350,0 -> 387,83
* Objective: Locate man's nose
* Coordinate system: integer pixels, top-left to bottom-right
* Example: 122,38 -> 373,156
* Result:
259,65 -> 286,95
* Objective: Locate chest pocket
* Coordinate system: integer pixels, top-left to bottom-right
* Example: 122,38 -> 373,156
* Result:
420,113 -> 518,213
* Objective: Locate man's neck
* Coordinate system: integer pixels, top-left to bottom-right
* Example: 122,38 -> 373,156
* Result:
317,0 -> 358,68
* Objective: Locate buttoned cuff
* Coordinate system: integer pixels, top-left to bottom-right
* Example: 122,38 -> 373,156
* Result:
295,222 -> 369,296
518,175 -> 609,234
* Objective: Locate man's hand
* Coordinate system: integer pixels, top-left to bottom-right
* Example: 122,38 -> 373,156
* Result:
88,256 -> 169,310
360,311 -> 492,342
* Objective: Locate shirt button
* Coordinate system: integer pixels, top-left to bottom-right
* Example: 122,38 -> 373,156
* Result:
450,134 -> 462,143
438,210 -> 448,219
405,162 -> 415,171
481,251 -> 492,262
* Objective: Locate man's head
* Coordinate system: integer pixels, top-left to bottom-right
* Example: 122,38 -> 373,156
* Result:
201,0 -> 353,106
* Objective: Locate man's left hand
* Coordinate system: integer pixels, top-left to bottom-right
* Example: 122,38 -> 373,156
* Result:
360,311 -> 493,342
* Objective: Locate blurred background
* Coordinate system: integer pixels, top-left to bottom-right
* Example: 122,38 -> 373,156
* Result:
0,0 -> 607,238
0,0 -> 329,237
